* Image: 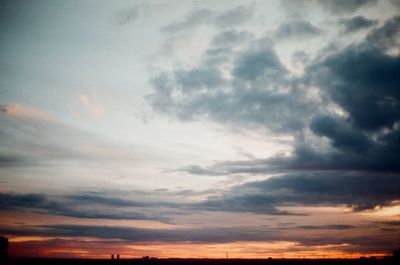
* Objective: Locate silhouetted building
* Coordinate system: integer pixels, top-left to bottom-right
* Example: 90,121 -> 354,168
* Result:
0,237 -> 8,261
111,254 -> 114,260
394,248 -> 400,260
117,254 -> 120,259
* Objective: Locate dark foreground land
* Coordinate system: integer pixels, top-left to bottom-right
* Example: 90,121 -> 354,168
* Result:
3,258 -> 399,265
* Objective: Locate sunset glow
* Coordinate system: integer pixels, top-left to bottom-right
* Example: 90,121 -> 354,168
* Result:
1,0 -> 400,260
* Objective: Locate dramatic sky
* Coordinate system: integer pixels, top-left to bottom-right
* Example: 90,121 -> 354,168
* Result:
1,0 -> 400,259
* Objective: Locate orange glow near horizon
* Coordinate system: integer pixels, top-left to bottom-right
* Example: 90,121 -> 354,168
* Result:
7,237 -> 392,259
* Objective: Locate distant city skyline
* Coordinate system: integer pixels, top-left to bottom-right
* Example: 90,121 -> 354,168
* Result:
0,0 -> 399,259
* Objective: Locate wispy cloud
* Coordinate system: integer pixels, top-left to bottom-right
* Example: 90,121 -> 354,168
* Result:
162,4 -> 254,33
339,16 -> 378,33
1,103 -> 51,121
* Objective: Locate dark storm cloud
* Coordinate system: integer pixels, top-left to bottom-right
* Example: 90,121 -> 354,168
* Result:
174,15 -> 400,176
0,192 -> 172,222
340,16 -> 377,33
273,20 -> 322,41
310,115 -> 371,153
162,5 -> 253,33
0,192 -> 48,210
182,130 -> 400,174
199,173 -> 400,213
313,44 -> 400,131
0,188 -> 234,222
296,16 -> 400,171
0,224 -> 274,243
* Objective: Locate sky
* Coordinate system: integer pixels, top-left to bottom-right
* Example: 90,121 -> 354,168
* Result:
0,0 -> 400,259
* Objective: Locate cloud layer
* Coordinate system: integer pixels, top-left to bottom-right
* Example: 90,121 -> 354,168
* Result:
1,0 -> 399,258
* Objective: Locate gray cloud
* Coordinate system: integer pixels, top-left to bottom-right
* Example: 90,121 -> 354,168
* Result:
162,8 -> 214,33
296,224 -> 356,230
319,0 -> 378,14
199,173 -> 400,213
174,16 -> 400,176
179,165 -> 227,176
0,154 -> 28,168
174,67 -> 225,92
232,46 -> 287,81
177,158 -> 277,176
214,4 -> 254,28
390,0 -> 400,10
148,41 -> 317,133
0,191 -> 173,222
9,224 -> 378,253
162,5 -> 254,33
115,5 -> 140,25
340,16 -> 378,33
181,131 -> 400,174
365,15 -> 400,51
4,169 -> 399,220
202,29 -> 254,65
2,222 -> 398,253
0,224 -> 274,244
274,20 -> 322,41
313,45 -> 400,131
310,115 -> 371,154
281,0 -> 378,14
147,15 -> 400,238
210,29 -> 254,48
